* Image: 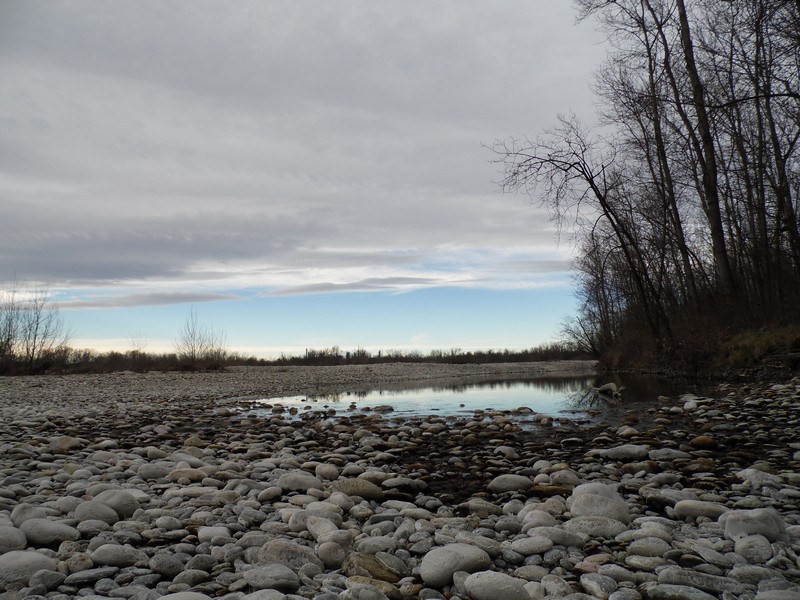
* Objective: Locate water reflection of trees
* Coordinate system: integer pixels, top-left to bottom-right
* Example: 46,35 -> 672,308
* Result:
298,375 -> 599,404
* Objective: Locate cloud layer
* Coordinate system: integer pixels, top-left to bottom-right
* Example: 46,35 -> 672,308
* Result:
0,1 -> 602,306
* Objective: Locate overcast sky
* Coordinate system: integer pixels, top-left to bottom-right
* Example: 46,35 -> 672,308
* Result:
0,1 -> 605,355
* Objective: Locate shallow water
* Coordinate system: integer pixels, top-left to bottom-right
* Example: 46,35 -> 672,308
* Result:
245,372 -> 701,423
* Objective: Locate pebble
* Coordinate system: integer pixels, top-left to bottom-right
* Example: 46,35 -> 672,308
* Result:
0,366 -> 798,600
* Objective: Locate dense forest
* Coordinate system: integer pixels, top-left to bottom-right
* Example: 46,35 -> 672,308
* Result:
495,0 -> 800,374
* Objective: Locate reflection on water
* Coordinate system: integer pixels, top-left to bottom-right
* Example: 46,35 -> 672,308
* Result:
249,373 -> 700,422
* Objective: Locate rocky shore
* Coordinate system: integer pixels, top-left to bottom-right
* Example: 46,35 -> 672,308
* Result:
1,362 -> 798,600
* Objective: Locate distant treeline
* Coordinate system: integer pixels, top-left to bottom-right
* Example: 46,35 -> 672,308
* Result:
0,342 -> 590,376
495,1 -> 800,375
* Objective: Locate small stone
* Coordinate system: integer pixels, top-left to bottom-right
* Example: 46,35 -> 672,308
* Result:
342,552 -> 401,583
418,543 -> 492,587
197,526 -> 231,543
333,478 -> 385,500
563,516 -> 628,538
672,500 -> 728,520
487,474 -> 532,493
242,564 -> 300,591
0,526 -> 27,553
19,518 -> 79,546
90,543 -> 142,567
580,573 -> 617,599
689,436 -> 716,449
627,537 -> 671,557
276,471 -> 323,492
256,539 -> 323,570
734,534 -> 773,563
464,571 -> 530,600
0,551 -> 58,587
644,584 -> 717,600
74,500 -> 120,524
722,508 -> 786,542
509,536 -> 554,556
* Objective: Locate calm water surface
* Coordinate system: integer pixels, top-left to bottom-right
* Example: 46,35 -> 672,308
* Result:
248,373 -> 701,424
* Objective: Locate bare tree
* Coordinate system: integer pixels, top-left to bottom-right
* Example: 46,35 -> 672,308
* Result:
174,308 -> 228,369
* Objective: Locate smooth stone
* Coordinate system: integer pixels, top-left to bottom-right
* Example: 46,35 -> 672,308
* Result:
672,500 -> 728,520
159,594 -> 215,600
342,552 -> 401,583
418,543 -> 492,587
487,475 -> 533,493
734,534 -> 773,563
722,508 -> 786,542
242,564 -> 300,591
580,573 -> 618,599
93,489 -> 139,519
317,541 -> 347,568
149,553 -> 185,578
463,570 -> 530,600
307,516 -> 339,540
627,537 -> 672,557
74,500 -> 120,524
643,584 -> 717,600
648,448 -> 691,461
10,505 -> 48,527
48,435 -> 84,453
541,574 -> 573,596
256,539 -> 324,570
333,478 -> 385,500
197,526 -> 231,543
454,531 -> 502,557
0,526 -> 27,553
19,518 -> 79,546
570,494 -> 631,524
456,498 -> 503,517
755,592 -> 800,600
509,536 -> 554,556
594,445 -> 650,460
138,461 -> 175,480
657,567 -> 747,594
28,568 -> 67,590
276,471 -> 323,492
563,516 -> 628,538
0,550 -> 58,587
90,543 -> 142,567
63,566 -> 120,585
525,526 -> 586,548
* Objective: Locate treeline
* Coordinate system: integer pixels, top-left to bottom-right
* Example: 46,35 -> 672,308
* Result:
271,342 -> 588,367
495,0 -> 800,373
0,342 -> 588,376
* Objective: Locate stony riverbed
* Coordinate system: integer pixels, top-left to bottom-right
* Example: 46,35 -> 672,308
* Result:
0,363 -> 799,600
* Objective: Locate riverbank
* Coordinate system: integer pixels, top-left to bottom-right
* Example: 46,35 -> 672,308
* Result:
0,363 -> 798,599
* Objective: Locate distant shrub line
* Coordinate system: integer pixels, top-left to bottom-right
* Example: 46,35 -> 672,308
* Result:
0,342 -> 591,376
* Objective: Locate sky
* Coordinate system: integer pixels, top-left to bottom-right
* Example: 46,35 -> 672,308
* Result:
0,1 -> 605,358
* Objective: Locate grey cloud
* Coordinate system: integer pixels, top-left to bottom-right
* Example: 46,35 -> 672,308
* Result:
0,1 -> 600,295
59,292 -> 239,310
269,277 -> 443,297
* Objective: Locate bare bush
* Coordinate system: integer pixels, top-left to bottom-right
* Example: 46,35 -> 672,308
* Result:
174,308 -> 228,369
